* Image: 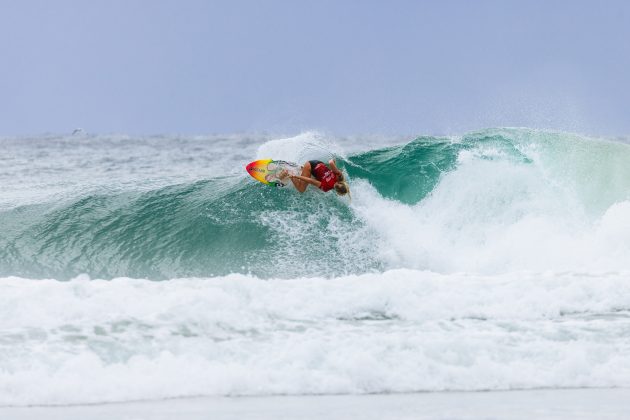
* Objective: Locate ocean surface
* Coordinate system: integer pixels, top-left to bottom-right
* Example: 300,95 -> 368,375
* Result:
1,128 -> 630,406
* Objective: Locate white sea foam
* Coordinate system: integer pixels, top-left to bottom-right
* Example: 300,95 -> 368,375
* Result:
349,145 -> 630,274
1,270 -> 629,405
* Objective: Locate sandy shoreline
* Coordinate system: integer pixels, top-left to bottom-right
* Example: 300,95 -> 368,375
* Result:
2,388 -> 629,420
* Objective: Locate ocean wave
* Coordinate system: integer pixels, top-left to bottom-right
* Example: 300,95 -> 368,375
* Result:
1,128 -> 630,279
3,128 -> 630,406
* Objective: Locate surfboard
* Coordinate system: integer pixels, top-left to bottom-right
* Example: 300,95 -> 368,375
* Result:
245,159 -> 300,187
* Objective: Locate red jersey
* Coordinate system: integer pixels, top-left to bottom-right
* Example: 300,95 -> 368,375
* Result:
312,162 -> 337,192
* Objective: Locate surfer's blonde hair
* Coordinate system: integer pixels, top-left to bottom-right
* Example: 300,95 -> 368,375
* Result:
334,181 -> 350,196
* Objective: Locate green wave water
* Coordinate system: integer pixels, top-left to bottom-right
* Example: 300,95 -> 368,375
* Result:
344,131 -> 533,204
1,128 -> 630,280
0,176 -> 371,280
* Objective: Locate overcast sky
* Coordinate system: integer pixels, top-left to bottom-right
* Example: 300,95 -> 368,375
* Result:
1,0 -> 629,136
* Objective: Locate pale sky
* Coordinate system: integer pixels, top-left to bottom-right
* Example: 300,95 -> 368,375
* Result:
1,0 -> 629,136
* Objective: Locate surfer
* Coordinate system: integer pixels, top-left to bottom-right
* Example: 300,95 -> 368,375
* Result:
281,159 -> 349,196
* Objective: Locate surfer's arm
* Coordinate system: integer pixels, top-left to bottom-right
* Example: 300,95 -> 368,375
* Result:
328,160 -> 342,177
290,175 -> 321,189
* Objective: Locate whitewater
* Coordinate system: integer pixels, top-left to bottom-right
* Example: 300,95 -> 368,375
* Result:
1,128 -> 630,407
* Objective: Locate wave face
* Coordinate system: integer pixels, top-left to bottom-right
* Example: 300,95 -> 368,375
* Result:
0,177 -> 376,279
2,128 -> 630,279
2,128 -> 630,405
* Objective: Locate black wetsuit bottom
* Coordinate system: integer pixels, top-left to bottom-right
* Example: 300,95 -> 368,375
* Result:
308,160 -> 324,174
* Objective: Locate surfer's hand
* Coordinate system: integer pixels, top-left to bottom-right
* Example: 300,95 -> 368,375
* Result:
278,170 -> 289,180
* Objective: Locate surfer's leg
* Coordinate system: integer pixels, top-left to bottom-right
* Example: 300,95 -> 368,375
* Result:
290,162 -> 311,193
